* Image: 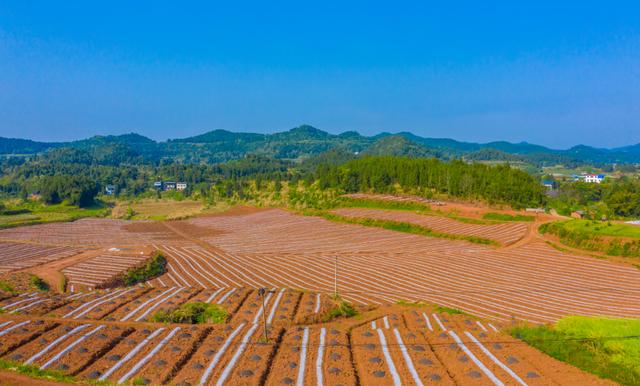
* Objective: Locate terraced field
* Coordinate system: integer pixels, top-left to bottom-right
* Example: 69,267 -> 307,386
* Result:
0,205 -> 636,383
0,241 -> 81,273
159,209 -> 640,324
332,207 -> 529,245
0,291 -> 615,385
0,218 -> 182,247
62,252 -> 150,291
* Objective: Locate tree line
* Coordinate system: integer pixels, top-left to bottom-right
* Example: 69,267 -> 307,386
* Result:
315,156 -> 546,208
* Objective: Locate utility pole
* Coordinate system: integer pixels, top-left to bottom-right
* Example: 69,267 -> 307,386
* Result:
258,287 -> 268,342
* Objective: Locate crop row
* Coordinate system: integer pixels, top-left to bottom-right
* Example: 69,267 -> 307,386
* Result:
0,309 -> 612,385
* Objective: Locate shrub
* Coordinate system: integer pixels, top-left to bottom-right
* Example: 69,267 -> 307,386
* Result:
323,297 -> 358,322
151,302 -> 228,324
29,275 -> 49,291
122,252 -> 167,286
0,280 -> 14,294
433,305 -> 467,315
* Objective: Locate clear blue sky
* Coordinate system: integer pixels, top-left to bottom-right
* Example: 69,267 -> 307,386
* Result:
1,1 -> 639,148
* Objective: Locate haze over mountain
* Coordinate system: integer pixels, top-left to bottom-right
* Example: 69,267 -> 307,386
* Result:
1,125 -> 639,166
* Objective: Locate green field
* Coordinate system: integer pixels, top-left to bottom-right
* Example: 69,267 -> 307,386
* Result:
482,212 -> 535,222
539,219 -> 640,258
0,201 -> 110,229
558,219 -> 640,238
511,316 -> 640,385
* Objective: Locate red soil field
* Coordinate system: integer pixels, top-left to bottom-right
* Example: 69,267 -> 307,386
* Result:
162,209 -> 640,324
61,251 -> 150,290
0,205 -> 634,384
0,300 -> 618,385
0,242 -> 80,273
333,207 -> 529,245
0,218 -> 181,247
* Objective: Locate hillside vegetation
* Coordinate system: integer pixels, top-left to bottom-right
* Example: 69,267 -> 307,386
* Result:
315,157 -> 545,208
540,220 -> 640,258
3,124 -> 640,165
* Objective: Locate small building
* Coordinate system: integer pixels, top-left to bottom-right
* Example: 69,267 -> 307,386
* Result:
105,185 -> 116,195
542,180 -> 556,190
574,174 -> 605,183
584,174 -> 605,183
176,182 -> 187,191
164,182 -> 176,191
153,181 -> 163,190
571,210 -> 586,219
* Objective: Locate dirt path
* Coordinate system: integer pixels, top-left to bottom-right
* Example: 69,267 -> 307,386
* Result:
0,370 -> 75,385
17,249 -> 100,293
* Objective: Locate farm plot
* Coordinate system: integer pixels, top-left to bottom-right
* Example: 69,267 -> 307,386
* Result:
174,209 -> 640,324
106,287 -> 199,322
0,292 -> 89,316
265,326 -> 356,386
185,323 -> 283,386
422,311 -> 614,385
0,241 -> 81,273
4,322 -> 131,375
81,325 -> 207,384
47,287 -> 149,321
0,319 -> 58,357
357,311 -> 615,385
333,207 -> 529,245
230,288 -> 300,327
61,252 -> 150,290
0,218 -> 182,247
187,209 -> 466,255
185,287 -> 252,319
352,318 -> 454,385
294,292 -> 334,324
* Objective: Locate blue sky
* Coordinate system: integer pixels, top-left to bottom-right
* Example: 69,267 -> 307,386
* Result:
1,1 -> 639,148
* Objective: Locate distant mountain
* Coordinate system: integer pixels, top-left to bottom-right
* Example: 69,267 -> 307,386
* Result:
269,124 -> 332,141
362,136 -> 441,158
171,129 -> 264,143
0,137 -> 61,154
1,125 -> 639,166
70,133 -> 155,148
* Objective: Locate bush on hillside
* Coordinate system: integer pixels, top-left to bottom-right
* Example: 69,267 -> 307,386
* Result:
122,252 -> 167,286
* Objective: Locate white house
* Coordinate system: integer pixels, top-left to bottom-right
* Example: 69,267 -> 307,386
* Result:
584,174 -> 605,183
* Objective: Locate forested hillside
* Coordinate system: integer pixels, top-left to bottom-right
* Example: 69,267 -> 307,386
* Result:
3,124 -> 640,165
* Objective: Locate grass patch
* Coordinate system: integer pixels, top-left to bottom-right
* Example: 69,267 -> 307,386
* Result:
311,210 -> 498,246
323,296 -> 358,322
29,275 -> 49,291
338,197 -> 430,212
122,252 -> 167,286
482,212 -> 535,222
150,302 -> 229,324
0,201 -> 110,229
0,280 -> 14,294
558,219 -> 640,238
510,316 -> 640,385
541,220 -> 640,258
396,300 -> 428,307
0,358 -> 77,383
433,305 -> 468,315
